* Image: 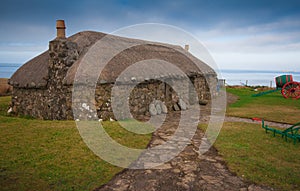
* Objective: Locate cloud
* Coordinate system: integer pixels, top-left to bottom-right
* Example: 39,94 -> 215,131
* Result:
0,22 -> 53,42
0,42 -> 47,63
0,51 -> 42,63
194,17 -> 300,53
213,51 -> 300,71
0,0 -> 299,71
190,17 -> 300,71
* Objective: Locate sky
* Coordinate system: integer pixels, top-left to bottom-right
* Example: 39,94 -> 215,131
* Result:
0,0 -> 300,71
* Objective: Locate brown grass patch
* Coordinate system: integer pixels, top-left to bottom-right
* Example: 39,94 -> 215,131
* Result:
0,78 -> 12,96
228,105 -> 300,124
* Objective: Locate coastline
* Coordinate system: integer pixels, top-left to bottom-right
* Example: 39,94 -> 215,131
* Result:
1,63 -> 299,86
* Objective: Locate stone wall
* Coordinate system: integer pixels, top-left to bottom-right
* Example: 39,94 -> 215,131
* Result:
93,80 -> 182,120
127,79 -> 189,118
11,86 -> 73,120
47,38 -> 78,119
10,38 -> 78,120
192,74 -> 216,101
11,88 -> 48,119
10,75 -> 214,120
91,76 -> 213,121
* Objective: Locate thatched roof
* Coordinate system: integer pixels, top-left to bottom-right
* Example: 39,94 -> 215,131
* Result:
9,31 -> 216,88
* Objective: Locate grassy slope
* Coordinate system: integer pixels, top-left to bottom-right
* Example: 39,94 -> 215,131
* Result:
211,122 -> 300,191
226,87 -> 300,124
207,87 -> 300,191
0,96 -> 151,191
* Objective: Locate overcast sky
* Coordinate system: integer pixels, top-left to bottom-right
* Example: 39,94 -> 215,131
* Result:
0,0 -> 299,71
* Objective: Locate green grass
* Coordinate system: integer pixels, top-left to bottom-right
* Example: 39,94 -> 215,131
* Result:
1,86 -> 299,191
226,87 -> 300,124
0,97 -> 152,191
0,96 -> 10,116
200,122 -> 300,191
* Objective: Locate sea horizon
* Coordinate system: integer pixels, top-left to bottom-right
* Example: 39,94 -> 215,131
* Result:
1,63 -> 299,86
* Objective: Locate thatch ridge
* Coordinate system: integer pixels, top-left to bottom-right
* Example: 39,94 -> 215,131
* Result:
10,31 -> 215,88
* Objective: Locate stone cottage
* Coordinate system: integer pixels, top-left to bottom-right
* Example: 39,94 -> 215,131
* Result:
9,20 -> 217,120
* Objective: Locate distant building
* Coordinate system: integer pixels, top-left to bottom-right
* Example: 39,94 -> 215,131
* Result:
9,20 -> 217,120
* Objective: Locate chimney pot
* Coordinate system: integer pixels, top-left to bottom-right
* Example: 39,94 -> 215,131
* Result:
56,20 -> 66,38
185,44 -> 189,51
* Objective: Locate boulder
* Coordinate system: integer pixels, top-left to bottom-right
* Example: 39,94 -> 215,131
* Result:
199,100 -> 208,105
161,102 -> 168,114
155,103 -> 162,115
178,99 -> 187,110
149,103 -> 157,116
173,103 -> 180,111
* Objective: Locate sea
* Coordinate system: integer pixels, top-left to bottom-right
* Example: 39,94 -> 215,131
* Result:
218,69 -> 300,87
1,63 -> 299,87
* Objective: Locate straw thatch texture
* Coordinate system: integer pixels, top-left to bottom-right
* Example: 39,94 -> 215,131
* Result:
10,31 -> 215,88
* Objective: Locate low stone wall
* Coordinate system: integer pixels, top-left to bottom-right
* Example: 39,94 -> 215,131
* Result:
11,87 -> 50,119
11,86 -> 73,120
10,75 -> 214,120
93,80 -> 182,120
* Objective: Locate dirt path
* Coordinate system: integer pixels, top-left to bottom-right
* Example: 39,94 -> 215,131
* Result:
225,116 -> 292,128
95,109 -> 273,191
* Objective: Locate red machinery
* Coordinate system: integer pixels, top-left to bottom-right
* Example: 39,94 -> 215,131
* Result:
253,75 -> 300,99
275,75 -> 300,99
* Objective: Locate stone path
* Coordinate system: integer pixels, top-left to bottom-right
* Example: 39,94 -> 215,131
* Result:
95,110 -> 274,191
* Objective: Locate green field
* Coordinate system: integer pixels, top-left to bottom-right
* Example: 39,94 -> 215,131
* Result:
226,87 -> 300,124
1,86 -> 300,191
206,87 -> 300,191
200,122 -> 300,191
0,96 -> 151,191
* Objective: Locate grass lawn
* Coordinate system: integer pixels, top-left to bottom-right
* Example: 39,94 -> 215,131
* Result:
0,96 -> 151,191
200,122 -> 300,191
1,86 -> 299,191
213,86 -> 300,190
226,87 -> 300,124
